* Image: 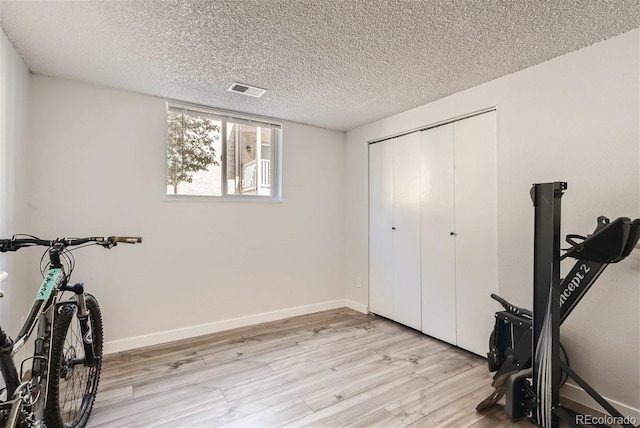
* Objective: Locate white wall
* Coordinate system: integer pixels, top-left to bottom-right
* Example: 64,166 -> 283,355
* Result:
21,75 -> 347,352
346,30 -> 640,415
0,29 -> 30,338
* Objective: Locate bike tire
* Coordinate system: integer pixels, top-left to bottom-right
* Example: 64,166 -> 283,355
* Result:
43,294 -> 103,428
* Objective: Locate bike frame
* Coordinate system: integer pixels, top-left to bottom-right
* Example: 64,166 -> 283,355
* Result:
0,244 -> 97,427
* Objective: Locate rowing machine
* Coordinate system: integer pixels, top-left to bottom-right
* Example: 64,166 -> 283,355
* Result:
477,182 -> 640,428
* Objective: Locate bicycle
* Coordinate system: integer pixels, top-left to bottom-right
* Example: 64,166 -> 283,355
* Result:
0,235 -> 142,428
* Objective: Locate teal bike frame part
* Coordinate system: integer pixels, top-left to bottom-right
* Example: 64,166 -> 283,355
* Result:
35,268 -> 63,302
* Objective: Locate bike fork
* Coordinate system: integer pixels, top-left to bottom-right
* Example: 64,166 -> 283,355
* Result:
61,283 -> 97,367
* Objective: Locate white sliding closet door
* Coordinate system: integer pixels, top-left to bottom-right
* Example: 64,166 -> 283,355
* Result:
454,111 -> 498,356
393,133 -> 422,330
369,110 -> 497,353
420,124 -> 457,344
369,140 -> 394,320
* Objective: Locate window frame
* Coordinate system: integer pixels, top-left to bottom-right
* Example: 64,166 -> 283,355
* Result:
165,102 -> 283,201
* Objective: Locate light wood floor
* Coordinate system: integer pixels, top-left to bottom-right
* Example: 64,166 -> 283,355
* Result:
88,308 -> 532,427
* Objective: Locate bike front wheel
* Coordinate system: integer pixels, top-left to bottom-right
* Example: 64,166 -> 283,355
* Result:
44,294 -> 103,428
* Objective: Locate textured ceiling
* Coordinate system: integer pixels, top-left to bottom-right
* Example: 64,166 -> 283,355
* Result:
1,1 -> 639,131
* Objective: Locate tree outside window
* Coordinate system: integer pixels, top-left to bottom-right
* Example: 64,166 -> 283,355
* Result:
167,110 -> 221,195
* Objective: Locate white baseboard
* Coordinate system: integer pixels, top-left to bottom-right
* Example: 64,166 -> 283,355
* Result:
104,299 -> 351,355
345,299 -> 368,314
562,382 -> 640,421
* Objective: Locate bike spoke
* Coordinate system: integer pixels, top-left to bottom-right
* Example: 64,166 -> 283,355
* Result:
58,315 -> 96,427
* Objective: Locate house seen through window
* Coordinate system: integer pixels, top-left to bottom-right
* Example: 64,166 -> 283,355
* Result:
166,104 -> 281,199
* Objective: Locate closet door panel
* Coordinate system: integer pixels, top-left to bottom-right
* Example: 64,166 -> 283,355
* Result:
392,133 -> 422,330
453,111 -> 498,355
369,140 -> 394,319
420,124 -> 457,344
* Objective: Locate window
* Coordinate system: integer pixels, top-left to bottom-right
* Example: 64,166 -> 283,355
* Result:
166,103 -> 282,199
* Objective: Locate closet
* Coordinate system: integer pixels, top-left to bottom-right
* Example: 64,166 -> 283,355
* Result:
369,132 -> 422,330
369,111 -> 498,356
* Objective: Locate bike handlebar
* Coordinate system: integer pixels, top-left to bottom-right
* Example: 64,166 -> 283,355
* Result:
0,236 -> 143,252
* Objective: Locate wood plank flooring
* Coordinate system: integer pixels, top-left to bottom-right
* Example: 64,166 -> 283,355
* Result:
88,308 -> 531,427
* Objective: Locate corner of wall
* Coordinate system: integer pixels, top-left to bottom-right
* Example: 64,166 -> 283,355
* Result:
344,128 -> 370,309
0,28 -> 31,357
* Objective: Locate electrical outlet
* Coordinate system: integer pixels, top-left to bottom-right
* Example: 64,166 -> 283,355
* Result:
356,276 -> 362,288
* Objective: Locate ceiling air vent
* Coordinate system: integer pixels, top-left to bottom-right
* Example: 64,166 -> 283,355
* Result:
228,82 -> 267,98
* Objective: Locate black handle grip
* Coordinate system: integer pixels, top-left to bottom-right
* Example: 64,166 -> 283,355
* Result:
491,293 -> 532,318
491,293 -> 510,308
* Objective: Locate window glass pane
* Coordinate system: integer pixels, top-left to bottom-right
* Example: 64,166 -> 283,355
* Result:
167,110 -> 222,196
167,103 -> 281,200
226,122 -> 272,196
